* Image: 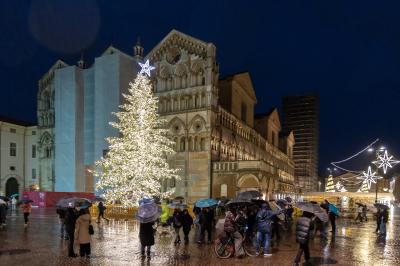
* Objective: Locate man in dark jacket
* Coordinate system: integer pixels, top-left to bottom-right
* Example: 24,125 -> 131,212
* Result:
197,207 -> 214,244
255,203 -> 282,257
96,202 -> 109,224
56,207 -> 67,239
294,211 -> 314,266
378,208 -> 389,235
172,209 -> 183,244
181,209 -> 193,244
65,206 -> 79,257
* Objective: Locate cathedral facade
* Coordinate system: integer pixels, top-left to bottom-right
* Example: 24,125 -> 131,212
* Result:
37,30 -> 296,202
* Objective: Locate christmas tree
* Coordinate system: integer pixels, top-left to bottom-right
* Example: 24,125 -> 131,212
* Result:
359,179 -> 369,193
95,60 -> 179,206
325,174 -> 335,192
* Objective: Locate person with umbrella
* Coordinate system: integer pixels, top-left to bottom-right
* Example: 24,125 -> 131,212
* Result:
294,210 -> 315,266
172,208 -> 183,244
321,199 -> 337,234
197,207 -> 214,244
181,209 -> 193,244
255,203 -> 283,257
65,203 -> 79,257
136,202 -> 161,258
375,204 -> 389,236
223,208 -> 245,258
74,207 -> 92,258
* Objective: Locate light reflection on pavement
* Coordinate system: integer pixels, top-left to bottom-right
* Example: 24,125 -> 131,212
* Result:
0,208 -> 400,266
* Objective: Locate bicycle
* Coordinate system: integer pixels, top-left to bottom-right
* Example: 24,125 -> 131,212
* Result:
214,228 -> 259,259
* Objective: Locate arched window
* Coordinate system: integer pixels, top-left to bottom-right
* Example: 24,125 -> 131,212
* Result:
200,138 -> 206,151
180,137 -> 186,152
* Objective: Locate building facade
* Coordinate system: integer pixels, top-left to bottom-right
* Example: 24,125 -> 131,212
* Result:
0,117 -> 38,197
282,95 -> 319,192
37,30 -> 296,202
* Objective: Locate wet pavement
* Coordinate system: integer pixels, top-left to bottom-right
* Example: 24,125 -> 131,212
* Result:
1,208 -> 400,266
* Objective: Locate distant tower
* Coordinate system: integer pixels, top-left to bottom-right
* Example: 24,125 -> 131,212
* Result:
77,53 -> 86,69
133,37 -> 144,60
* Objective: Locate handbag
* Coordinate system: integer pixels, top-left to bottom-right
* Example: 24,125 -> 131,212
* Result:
89,221 -> 94,235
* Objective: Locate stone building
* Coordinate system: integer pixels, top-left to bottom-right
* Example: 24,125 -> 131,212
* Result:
37,29 -> 296,202
0,117 -> 38,197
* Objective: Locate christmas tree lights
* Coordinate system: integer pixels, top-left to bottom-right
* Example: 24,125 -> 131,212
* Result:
95,61 -> 179,206
325,175 -> 335,192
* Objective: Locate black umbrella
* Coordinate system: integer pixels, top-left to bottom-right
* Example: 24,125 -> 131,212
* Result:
251,199 -> 269,208
225,198 -> 252,207
356,202 -> 366,207
0,196 -> 9,202
374,203 -> 389,210
276,199 -> 288,208
237,190 -> 262,200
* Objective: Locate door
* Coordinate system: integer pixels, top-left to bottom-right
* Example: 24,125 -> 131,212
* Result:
5,177 -> 19,198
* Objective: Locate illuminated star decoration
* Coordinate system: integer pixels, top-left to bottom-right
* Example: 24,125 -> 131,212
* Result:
357,166 -> 382,189
138,60 -> 155,77
373,150 -> 400,174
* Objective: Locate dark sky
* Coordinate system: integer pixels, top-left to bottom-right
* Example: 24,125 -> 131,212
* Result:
1,0 -> 399,176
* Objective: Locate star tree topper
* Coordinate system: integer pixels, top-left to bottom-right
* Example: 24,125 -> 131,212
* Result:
139,60 -> 155,77
357,166 -> 382,189
373,150 -> 399,174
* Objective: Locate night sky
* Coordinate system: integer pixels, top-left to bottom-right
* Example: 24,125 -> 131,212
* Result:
1,0 -> 399,176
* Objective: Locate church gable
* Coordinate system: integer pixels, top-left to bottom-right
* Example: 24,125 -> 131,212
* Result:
267,108 -> 281,131
146,29 -> 214,62
232,72 -> 257,103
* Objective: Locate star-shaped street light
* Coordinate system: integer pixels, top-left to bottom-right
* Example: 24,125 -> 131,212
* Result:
358,166 -> 382,190
372,150 -> 400,174
138,60 -> 155,77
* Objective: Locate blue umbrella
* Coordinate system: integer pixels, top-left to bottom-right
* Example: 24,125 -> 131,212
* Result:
139,198 -> 154,206
10,193 -> 19,198
329,203 -> 339,216
195,198 -> 218,208
167,202 -> 188,210
136,203 -> 161,223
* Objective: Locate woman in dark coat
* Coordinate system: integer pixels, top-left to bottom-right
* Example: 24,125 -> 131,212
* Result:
181,209 -> 193,244
139,221 -> 155,257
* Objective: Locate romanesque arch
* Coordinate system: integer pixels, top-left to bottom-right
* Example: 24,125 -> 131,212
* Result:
237,174 -> 260,192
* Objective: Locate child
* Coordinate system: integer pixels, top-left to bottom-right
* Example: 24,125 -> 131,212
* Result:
21,201 -> 32,226
74,208 -> 92,258
294,211 -> 314,266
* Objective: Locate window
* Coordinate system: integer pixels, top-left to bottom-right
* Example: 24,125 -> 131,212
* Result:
10,128 -> 16,133
10,143 -> 16,156
241,102 -> 247,123
220,184 -> 228,197
32,169 -> 36,179
32,145 -> 36,158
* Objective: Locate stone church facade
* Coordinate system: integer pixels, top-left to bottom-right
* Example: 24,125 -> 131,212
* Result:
37,30 -> 295,202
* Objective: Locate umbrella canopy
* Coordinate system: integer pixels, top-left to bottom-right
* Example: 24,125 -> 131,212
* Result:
0,196 -> 9,202
10,193 -> 19,198
0,199 -> 6,205
56,197 -> 92,208
195,198 -> 218,208
237,191 -> 262,200
329,203 -> 340,216
374,203 -> 389,210
136,203 -> 161,223
285,197 -> 293,203
225,198 -> 252,207
312,204 -> 329,222
356,202 -> 366,207
251,199 -> 269,208
139,198 -> 154,206
167,202 -> 188,210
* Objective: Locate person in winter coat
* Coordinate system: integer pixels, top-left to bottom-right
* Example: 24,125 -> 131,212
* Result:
255,203 -> 282,257
181,209 -> 193,244
74,208 -> 92,258
321,200 -> 336,233
223,210 -> 244,257
294,211 -> 314,266
375,208 -> 381,233
355,205 -> 363,223
96,202 -> 109,223
378,208 -> 389,236
65,205 -> 79,257
172,209 -> 183,244
139,221 -> 155,257
362,205 -> 368,222
56,207 -> 68,239
20,202 -> 32,226
198,207 -> 214,244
